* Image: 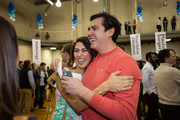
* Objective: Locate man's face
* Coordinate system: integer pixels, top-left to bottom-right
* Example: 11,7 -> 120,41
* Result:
19,62 -> 23,68
166,50 -> 177,65
150,54 -> 156,63
61,50 -> 69,64
88,17 -> 109,52
40,65 -> 46,70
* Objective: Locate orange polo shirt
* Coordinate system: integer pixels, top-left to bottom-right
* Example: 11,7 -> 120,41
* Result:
82,47 -> 142,120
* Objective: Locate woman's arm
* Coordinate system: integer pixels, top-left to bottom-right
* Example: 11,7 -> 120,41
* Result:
47,73 -> 56,88
56,71 -> 134,115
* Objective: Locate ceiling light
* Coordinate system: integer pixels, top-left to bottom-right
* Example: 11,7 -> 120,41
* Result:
93,0 -> 99,2
50,47 -> 57,50
46,0 -> 53,5
166,39 -> 171,42
56,0 -> 62,7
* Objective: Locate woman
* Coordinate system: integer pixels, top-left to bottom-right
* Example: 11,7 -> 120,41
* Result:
49,37 -> 134,120
163,17 -> 168,32
133,19 -> 136,34
171,15 -> 177,31
0,16 -> 37,120
156,17 -> 162,32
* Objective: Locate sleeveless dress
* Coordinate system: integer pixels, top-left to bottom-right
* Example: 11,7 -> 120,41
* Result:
51,72 -> 82,120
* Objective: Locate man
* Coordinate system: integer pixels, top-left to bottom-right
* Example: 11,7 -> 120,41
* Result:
33,62 -> 48,109
60,43 -> 72,68
17,61 -> 23,72
154,49 -> 180,120
142,52 -> 161,120
19,60 -> 35,113
61,13 -> 142,120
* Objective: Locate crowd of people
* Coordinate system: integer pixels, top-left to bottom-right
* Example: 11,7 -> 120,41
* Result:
136,50 -> 180,120
0,12 -> 180,120
156,16 -> 177,32
120,15 -> 177,36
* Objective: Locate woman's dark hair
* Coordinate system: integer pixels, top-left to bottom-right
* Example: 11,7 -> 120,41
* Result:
23,60 -> 30,69
90,13 -> 120,43
68,36 -> 97,67
158,49 -> 175,63
0,16 -> 19,118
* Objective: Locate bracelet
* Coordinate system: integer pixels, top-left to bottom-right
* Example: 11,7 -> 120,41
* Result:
96,87 -> 102,95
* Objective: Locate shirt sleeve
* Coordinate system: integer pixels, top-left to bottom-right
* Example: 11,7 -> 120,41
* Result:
33,73 -> 40,78
28,71 -> 36,90
89,56 -> 141,120
142,68 -> 151,94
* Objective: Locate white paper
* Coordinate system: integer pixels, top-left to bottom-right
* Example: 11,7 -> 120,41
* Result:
130,34 -> 142,60
32,39 -> 41,64
155,32 -> 166,53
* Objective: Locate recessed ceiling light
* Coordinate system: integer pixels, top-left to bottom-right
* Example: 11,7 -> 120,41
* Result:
166,39 -> 171,42
50,47 -> 56,50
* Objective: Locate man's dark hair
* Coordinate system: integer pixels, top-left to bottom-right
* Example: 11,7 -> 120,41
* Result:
90,13 -> 120,43
19,61 -> 23,65
158,49 -> 175,63
40,62 -> 46,66
23,60 -> 30,69
145,52 -> 155,61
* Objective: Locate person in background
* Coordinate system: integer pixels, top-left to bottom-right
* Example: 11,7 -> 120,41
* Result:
163,17 -> 168,32
60,43 -> 72,69
173,55 -> 180,70
142,52 -> 161,120
171,15 -> 177,31
128,21 -> 132,34
119,22 -> 122,36
0,16 -> 37,120
156,17 -> 162,32
154,49 -> 180,120
124,21 -> 128,35
133,19 -> 136,34
17,61 -> 23,72
33,62 -> 48,109
61,13 -> 141,120
19,60 -> 36,113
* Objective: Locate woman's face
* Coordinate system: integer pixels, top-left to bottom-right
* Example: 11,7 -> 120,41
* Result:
74,42 -> 92,69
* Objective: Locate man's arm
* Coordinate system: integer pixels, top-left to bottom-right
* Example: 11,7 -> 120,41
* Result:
58,71 -> 134,115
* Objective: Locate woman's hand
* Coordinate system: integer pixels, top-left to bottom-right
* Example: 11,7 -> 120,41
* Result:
104,71 -> 134,92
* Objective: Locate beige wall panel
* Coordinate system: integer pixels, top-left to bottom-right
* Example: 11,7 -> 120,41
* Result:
18,44 -> 32,62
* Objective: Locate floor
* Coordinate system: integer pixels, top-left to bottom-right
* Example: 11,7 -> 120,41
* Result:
23,89 -> 146,120
30,89 -> 56,120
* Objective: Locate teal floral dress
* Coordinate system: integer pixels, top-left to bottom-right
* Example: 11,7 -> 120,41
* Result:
51,73 -> 82,120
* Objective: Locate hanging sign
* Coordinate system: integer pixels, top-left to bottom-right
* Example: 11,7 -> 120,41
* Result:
32,39 -> 41,64
155,32 -> 166,53
130,34 -> 142,60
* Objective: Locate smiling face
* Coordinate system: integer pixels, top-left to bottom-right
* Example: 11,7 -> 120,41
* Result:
88,17 -> 110,53
166,50 -> 177,65
74,42 -> 92,70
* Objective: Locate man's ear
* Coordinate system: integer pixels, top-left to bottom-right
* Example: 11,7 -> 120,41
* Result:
165,57 -> 168,62
108,27 -> 115,37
